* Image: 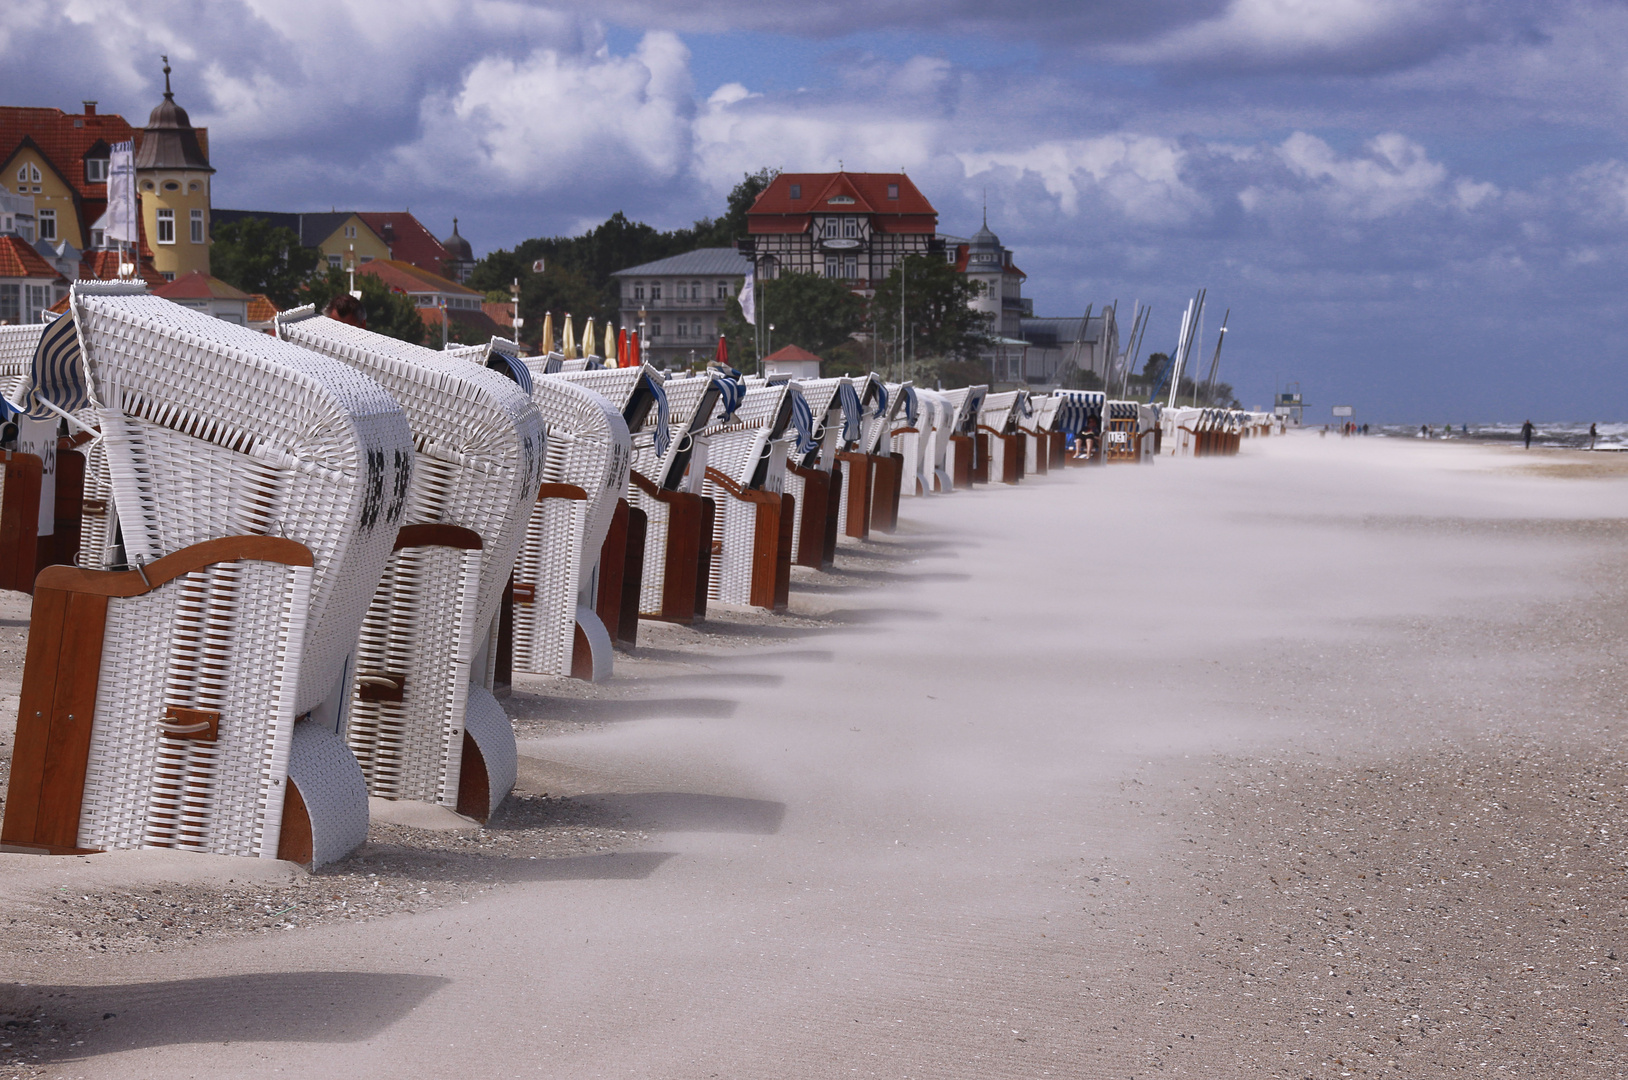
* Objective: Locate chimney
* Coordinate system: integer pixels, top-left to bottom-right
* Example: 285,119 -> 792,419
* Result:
82,101 -> 97,116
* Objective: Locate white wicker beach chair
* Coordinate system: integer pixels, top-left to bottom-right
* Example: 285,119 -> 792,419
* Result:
700,379 -> 799,610
768,375 -> 845,569
886,382 -> 929,500
623,370 -> 721,623
548,363 -> 666,646
1,282 -> 414,869
507,362 -> 630,681
834,375 -> 887,539
976,390 -> 1025,484
276,312 -> 544,822
936,385 -> 988,489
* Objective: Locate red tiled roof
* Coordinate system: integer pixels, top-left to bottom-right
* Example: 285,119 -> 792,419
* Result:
748,172 -> 937,235
482,300 -> 515,329
152,270 -> 251,301
0,107 -> 136,207
358,258 -> 480,296
0,235 -> 64,279
356,213 -> 451,276
246,294 -> 278,324
763,344 -> 822,364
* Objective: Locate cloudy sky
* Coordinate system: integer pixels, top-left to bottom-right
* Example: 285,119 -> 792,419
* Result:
7,0 -> 1627,421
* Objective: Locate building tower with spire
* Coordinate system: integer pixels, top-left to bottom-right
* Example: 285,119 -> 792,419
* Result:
135,56 -> 214,280
440,217 -> 473,283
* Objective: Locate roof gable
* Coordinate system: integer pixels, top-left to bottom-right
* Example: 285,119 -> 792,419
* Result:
0,106 -> 136,205
356,212 -> 449,273
358,258 -> 480,296
0,235 -> 65,280
749,171 -> 936,220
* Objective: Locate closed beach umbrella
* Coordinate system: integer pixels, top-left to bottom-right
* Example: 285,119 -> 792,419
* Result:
562,314 -> 576,359
582,317 -> 596,359
540,312 -> 554,355
617,328 -> 629,368
604,322 -> 617,366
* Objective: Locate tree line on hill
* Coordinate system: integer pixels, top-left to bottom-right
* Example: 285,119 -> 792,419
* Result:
208,167 -> 997,382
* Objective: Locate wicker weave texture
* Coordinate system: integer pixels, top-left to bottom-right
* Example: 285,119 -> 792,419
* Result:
72,291 -> 414,719
76,559 -> 314,858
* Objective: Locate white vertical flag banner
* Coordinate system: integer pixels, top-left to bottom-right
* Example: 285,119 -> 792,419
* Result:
738,270 -> 755,325
105,141 -> 137,244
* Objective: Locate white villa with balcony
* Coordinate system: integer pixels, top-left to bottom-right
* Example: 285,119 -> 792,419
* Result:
610,247 -> 751,368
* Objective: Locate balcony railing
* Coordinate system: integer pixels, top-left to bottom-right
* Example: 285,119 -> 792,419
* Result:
620,296 -> 732,310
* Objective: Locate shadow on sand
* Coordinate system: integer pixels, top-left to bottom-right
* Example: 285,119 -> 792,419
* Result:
575,792 -> 786,835
12,970 -> 448,1060
512,696 -> 739,723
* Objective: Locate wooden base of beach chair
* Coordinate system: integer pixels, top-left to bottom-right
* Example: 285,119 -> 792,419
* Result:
1027,436 -> 1049,476
822,470 -> 842,564
972,433 -> 990,484
1001,434 -> 1023,485
40,436 -> 87,573
0,451 -> 42,593
788,464 -> 832,569
695,497 -> 714,620
631,474 -> 709,625
595,499 -> 648,648
705,469 -> 790,612
870,453 -> 904,533
1048,432 -> 1066,469
837,452 -> 873,539
493,577 -> 514,699
0,535 -> 346,864
949,436 -> 973,490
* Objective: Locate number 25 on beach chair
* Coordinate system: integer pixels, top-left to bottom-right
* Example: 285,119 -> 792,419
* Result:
276,313 -> 544,824
3,283 -> 414,868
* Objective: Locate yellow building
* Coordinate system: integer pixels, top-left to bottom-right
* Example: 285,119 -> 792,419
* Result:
135,60 -> 213,280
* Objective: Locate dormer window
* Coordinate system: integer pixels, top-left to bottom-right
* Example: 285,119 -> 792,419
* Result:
789,184 -> 801,200
828,195 -> 854,205
887,184 -> 899,199
85,158 -> 109,183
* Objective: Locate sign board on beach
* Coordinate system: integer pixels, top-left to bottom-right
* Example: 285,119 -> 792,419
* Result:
1332,406 -> 1353,417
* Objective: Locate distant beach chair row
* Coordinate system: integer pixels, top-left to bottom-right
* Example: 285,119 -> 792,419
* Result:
0,286 -> 1269,870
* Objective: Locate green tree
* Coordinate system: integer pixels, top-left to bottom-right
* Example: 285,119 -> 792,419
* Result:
467,170 -> 779,351
870,255 -> 992,366
297,267 -> 426,345
716,271 -> 865,370
209,217 -> 320,308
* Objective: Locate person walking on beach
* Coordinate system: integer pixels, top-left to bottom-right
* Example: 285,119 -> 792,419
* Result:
1522,420 -> 1535,449
1590,422 -> 1598,450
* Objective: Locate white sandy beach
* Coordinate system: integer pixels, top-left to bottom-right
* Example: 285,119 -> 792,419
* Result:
2,432 -> 1627,1078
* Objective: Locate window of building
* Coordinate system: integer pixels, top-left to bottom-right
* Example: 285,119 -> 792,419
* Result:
162,180 -> 180,192
0,284 -> 18,324
716,281 -> 730,299
141,180 -> 155,191
650,283 -> 661,301
675,282 -> 687,300
789,184 -> 801,200
344,225 -> 356,238
161,272 -> 174,282
887,183 -> 899,199
650,318 -> 662,337
691,281 -> 701,301
843,256 -> 857,279
85,158 -> 108,183
632,282 -> 644,300
17,164 -> 40,185
90,228 -> 104,248
156,209 -> 175,244
26,285 -> 48,322
37,209 -> 55,241
824,256 -> 838,278
190,209 -> 204,243
843,217 -> 857,239
328,253 -> 342,269
360,255 -> 373,264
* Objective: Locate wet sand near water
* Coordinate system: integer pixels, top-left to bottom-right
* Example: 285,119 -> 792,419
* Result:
1,433 -> 1626,1078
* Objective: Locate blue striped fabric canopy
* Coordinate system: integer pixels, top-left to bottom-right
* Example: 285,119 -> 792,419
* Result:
874,382 -> 889,420
715,374 -> 745,422
837,381 -> 863,443
903,386 -> 919,426
486,349 -> 534,396
8,312 -> 89,422
789,391 -> 820,455
1054,391 -> 1104,437
650,375 -> 671,457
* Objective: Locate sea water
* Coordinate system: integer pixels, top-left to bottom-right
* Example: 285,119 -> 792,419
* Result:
1369,421 -> 1628,451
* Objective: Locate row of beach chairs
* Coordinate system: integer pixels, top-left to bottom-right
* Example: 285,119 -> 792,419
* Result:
0,284 -> 1254,870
